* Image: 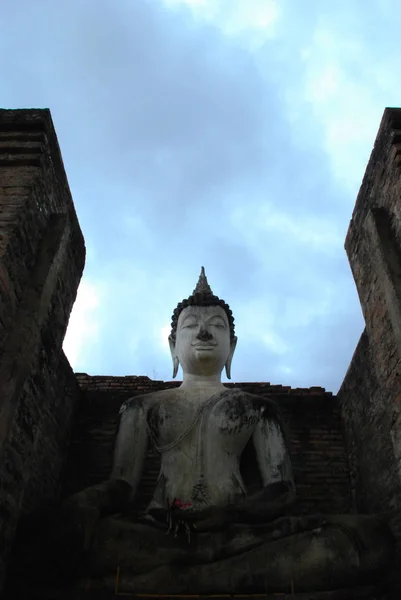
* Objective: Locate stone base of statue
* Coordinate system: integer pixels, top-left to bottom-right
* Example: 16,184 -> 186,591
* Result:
5,580 -> 392,600
6,481 -> 395,600
69,580 -> 391,600
8,501 -> 394,598
80,514 -> 394,596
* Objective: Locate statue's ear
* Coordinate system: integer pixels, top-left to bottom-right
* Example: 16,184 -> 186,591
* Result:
225,336 -> 237,380
168,335 -> 179,379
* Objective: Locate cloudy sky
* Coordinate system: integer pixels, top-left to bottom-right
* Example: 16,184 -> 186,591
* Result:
2,0 -> 400,392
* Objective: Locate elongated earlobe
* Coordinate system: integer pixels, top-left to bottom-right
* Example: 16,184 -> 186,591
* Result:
168,335 -> 179,379
172,356 -> 179,379
225,336 -> 237,380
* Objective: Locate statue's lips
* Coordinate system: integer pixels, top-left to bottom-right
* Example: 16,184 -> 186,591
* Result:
192,344 -> 217,350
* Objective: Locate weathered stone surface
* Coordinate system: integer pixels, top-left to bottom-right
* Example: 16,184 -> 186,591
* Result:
0,109 -> 85,589
2,581 -> 390,600
339,107 -> 401,597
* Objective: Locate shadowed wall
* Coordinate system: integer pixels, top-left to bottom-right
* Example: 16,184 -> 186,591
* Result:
338,108 -> 401,596
0,109 -> 85,588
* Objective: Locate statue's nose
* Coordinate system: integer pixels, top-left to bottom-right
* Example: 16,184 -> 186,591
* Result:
196,327 -> 213,342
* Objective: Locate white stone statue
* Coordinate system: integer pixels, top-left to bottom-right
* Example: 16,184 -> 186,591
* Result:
112,268 -> 293,522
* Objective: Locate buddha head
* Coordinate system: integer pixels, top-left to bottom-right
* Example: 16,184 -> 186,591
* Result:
169,267 -> 237,379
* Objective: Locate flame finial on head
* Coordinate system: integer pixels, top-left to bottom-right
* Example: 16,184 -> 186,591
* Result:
193,266 -> 213,297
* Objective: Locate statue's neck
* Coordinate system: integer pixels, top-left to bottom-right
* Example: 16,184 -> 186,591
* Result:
180,373 -> 226,391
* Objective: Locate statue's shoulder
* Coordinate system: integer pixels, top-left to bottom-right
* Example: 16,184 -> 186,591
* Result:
236,389 -> 283,424
119,388 -> 178,415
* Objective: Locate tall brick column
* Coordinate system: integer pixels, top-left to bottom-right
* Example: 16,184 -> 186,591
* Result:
339,108 -> 401,589
0,109 -> 85,589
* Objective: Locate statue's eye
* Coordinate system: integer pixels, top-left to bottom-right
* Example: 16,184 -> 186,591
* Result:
183,321 -> 197,328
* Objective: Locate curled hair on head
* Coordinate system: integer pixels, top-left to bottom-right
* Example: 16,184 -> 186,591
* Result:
169,268 -> 235,343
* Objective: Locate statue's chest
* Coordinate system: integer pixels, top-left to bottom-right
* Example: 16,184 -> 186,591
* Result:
147,399 -> 196,448
147,394 -> 259,453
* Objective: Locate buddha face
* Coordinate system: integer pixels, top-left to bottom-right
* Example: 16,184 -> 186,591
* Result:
169,305 -> 237,378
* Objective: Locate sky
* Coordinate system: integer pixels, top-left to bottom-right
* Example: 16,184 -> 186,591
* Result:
2,0 -> 400,393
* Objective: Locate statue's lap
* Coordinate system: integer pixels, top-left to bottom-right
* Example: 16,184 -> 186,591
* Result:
86,512 -> 394,594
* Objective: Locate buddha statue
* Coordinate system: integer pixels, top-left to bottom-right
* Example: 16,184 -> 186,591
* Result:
12,268 -> 395,596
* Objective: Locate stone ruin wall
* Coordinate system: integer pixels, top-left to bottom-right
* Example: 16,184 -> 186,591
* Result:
68,374 -> 352,517
0,110 -> 85,588
338,108 -> 401,588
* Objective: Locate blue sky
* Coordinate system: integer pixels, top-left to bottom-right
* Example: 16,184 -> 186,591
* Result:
2,0 -> 400,392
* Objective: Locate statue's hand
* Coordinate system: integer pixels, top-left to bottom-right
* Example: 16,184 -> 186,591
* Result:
235,481 -> 295,523
58,479 -> 132,551
148,500 -> 197,540
149,499 -> 235,539
176,504 -> 237,533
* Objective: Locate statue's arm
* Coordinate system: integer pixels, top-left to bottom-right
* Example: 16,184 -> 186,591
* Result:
61,398 -> 148,519
52,399 -> 148,551
111,399 -> 149,500
253,413 -> 294,489
235,414 -> 295,522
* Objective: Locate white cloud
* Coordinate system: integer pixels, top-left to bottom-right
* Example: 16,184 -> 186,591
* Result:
301,24 -> 397,193
161,0 -> 280,47
261,331 -> 288,355
281,291 -> 334,328
63,279 -> 102,370
120,214 -> 155,251
235,298 -> 287,355
230,202 -> 343,251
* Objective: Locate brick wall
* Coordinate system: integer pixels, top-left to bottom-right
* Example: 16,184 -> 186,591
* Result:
339,331 -> 401,517
66,375 -> 351,516
0,110 -> 85,588
338,107 -> 401,595
19,353 -> 81,515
